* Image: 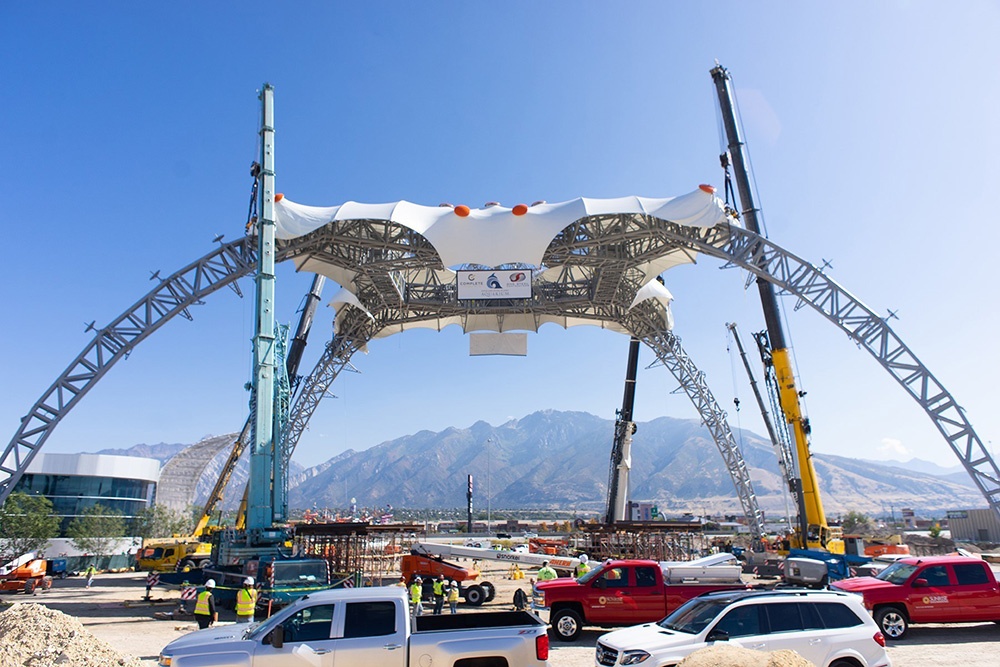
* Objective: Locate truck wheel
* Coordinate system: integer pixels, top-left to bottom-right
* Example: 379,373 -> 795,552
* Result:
551,608 -> 583,642
24,579 -> 36,595
58,572 -> 67,579
875,607 -> 909,639
464,585 -> 485,606
481,581 -> 496,602
42,577 -> 53,591
180,559 -> 196,571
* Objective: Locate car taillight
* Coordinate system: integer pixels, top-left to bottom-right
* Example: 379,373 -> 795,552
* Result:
536,633 -> 549,661
873,630 -> 886,647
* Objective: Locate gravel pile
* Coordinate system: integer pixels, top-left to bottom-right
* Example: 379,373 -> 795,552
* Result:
678,644 -> 814,667
0,603 -> 142,666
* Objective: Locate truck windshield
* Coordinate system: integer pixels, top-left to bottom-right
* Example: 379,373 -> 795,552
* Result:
577,568 -> 602,585
273,561 -> 327,586
656,598 -> 730,634
875,562 -> 919,585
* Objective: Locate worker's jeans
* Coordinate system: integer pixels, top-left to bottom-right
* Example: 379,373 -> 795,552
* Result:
237,615 -> 254,623
449,601 -> 457,614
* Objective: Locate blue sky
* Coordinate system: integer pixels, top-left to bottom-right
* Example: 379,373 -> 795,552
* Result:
4,2 -> 999,480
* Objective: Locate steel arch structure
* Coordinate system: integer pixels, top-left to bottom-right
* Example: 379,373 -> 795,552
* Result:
4,212 -> 997,529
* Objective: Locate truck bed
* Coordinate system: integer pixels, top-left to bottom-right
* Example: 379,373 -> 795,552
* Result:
415,610 -> 544,632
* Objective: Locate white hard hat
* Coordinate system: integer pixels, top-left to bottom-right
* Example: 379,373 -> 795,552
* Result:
450,580 -> 457,586
543,560 -> 549,566
244,577 -> 254,586
580,554 -> 589,563
205,579 -> 216,588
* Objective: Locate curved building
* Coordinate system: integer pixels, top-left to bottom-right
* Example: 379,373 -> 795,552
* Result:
13,453 -> 159,534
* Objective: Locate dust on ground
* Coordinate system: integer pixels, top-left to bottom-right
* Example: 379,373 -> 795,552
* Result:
0,602 -> 141,667
678,644 -> 813,667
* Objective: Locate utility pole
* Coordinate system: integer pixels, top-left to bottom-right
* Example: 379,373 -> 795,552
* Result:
711,65 -> 827,548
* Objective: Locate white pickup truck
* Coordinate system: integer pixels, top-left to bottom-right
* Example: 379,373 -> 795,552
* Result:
157,585 -> 550,667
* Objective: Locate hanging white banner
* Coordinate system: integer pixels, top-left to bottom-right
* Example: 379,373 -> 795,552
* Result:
457,270 -> 531,300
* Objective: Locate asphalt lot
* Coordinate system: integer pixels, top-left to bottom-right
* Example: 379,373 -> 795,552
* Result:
3,569 -> 998,666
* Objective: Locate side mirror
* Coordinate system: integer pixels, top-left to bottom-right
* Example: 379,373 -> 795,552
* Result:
269,625 -> 284,649
707,628 -> 730,642
912,578 -> 928,588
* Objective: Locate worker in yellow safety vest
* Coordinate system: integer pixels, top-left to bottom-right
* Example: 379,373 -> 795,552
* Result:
409,576 -> 424,617
236,577 -> 258,623
194,579 -> 218,629
575,554 -> 591,578
432,574 -> 446,615
537,561 -> 558,581
447,580 -> 460,614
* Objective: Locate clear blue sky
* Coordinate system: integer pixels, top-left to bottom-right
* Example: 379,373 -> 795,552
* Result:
4,2 -> 999,476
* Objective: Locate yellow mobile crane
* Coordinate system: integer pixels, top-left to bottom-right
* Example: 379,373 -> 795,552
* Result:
712,65 -> 828,550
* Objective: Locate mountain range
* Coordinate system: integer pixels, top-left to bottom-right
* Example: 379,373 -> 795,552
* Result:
100,410 -> 985,519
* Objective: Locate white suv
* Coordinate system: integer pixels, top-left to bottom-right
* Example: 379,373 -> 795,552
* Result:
595,588 -> 891,667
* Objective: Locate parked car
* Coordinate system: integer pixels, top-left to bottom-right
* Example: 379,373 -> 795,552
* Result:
831,555 -> 1000,639
158,585 -> 550,667
536,554 -> 747,641
594,588 -> 890,667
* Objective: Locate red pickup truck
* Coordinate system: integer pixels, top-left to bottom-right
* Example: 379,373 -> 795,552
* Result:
831,555 -> 1000,639
535,555 -> 749,641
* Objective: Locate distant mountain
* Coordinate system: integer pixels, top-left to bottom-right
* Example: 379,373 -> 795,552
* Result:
285,410 -> 985,518
860,457 -> 965,478
101,411 -> 987,518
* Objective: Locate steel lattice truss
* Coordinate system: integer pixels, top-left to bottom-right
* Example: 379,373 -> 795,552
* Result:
3,211 -> 997,534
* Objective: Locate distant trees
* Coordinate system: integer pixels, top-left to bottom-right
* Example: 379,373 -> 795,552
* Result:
0,492 -> 60,562
841,510 -> 876,535
129,505 -> 192,540
66,504 -> 126,555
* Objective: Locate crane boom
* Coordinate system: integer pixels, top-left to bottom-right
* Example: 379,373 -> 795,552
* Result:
606,336 -> 641,524
711,65 -> 828,548
190,275 -> 327,537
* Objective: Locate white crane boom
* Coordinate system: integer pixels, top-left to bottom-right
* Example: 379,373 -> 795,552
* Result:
412,542 -> 582,572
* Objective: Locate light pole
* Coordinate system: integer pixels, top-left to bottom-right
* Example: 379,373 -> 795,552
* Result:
486,437 -> 493,534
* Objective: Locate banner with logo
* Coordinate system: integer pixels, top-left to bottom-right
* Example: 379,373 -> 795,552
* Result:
457,270 -> 531,299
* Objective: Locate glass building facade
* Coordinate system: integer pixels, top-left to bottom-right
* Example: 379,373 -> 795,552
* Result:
13,453 -> 159,534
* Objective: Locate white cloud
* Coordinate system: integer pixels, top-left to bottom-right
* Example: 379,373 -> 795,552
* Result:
876,438 -> 911,460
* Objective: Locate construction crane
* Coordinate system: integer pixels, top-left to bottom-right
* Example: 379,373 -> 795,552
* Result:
190,273 -> 326,538
727,323 -> 800,533
606,336 -> 641,524
712,64 -> 829,549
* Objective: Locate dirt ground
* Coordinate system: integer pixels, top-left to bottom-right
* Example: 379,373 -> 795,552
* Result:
2,566 -> 997,666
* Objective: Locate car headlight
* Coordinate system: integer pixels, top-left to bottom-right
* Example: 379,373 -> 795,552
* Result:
157,656 -> 171,667
621,650 -> 651,665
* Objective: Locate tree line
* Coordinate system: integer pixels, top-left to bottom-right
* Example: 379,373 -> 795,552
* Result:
0,492 -> 194,563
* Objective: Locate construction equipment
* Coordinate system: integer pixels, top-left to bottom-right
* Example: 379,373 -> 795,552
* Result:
0,552 -> 53,594
606,336 -> 641,524
712,65 -> 829,549
400,553 -> 495,606
413,541 -> 582,575
136,538 -> 213,573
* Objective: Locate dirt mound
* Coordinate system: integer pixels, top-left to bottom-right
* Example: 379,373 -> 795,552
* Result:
678,643 -> 814,667
0,602 -> 142,666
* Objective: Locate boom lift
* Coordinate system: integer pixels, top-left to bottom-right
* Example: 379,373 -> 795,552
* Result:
712,65 -> 829,549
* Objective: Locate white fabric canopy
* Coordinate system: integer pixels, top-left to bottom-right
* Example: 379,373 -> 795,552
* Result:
275,188 -> 726,268
280,188 -> 728,339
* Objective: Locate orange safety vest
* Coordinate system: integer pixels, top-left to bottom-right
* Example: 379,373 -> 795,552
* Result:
236,587 -> 257,616
194,590 -> 213,616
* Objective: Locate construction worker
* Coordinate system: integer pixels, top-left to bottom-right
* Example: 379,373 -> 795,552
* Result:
85,563 -> 97,589
432,574 -> 446,615
409,576 -> 424,617
447,580 -> 460,614
194,579 -> 218,629
537,560 -> 557,582
236,577 -> 258,623
575,554 -> 591,579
